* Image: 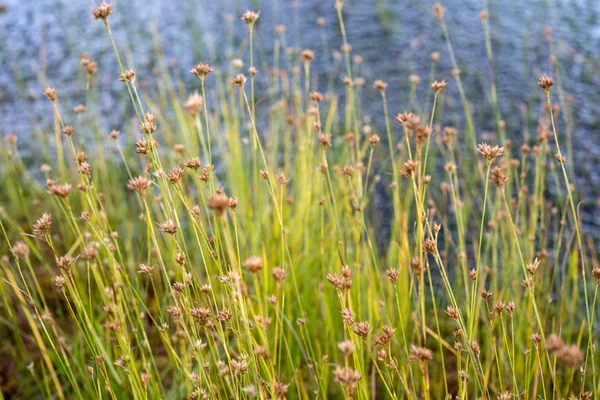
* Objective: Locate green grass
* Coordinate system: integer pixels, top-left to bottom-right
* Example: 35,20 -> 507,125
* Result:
0,1 -> 598,399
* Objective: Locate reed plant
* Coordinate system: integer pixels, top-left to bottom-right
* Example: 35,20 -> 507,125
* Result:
0,2 -> 597,399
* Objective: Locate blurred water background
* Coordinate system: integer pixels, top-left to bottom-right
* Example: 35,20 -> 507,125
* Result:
0,0 -> 598,234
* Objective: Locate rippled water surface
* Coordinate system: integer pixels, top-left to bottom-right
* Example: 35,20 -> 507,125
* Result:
0,0 -> 599,230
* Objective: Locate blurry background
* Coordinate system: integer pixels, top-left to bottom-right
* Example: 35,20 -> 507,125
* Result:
0,0 -> 599,230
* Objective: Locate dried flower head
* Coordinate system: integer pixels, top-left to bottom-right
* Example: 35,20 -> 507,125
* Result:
557,345 -> 584,367
62,126 -> 74,136
168,166 -> 184,184
158,219 -> 178,235
301,49 -> 315,63
373,80 -> 387,91
43,87 -> 57,102
337,340 -> 354,356
57,255 -> 74,271
11,241 -> 30,259
140,113 -> 157,135
410,345 -> 433,361
537,74 -> 555,92
241,10 -> 260,25
400,160 -> 418,177
276,171 -> 290,185
368,134 -> 380,147
431,80 -> 447,94
477,143 -> 505,162
183,92 -> 204,117
50,183 -> 72,198
92,2 -> 112,20
272,267 -> 286,281
208,194 -> 230,216
127,176 -> 151,194
33,213 -> 52,237
353,321 -> 369,338
409,74 -> 421,85
231,74 -> 247,87
333,366 -> 361,388
119,69 -> 136,83
386,269 -> 399,284
310,91 -> 324,103
545,334 -> 564,353
138,264 -> 155,275
433,3 -> 446,19
445,306 -> 460,320
181,158 -> 200,171
243,256 -> 263,273
190,63 -> 214,78
490,166 -> 508,188
526,258 -> 540,275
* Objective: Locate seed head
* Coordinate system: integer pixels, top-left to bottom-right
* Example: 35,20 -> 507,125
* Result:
50,183 -> 72,198
57,255 -> 74,271
537,74 -> 555,92
127,176 -> 151,194
445,306 -> 460,320
431,80 -> 447,94
231,74 -> 247,87
158,219 -> 178,235
490,166 -> 508,188
190,63 -> 214,78
140,113 -> 157,135
137,264 -> 155,275
272,267 -> 286,281
184,92 -> 204,117
62,125 -> 74,136
243,256 -> 263,273
273,380 -> 289,398
545,334 -> 564,353
526,258 -> 540,275
477,143 -> 505,162
301,49 -> 315,63
33,213 -> 52,237
310,91 -> 324,103
276,171 -> 290,185
119,69 -> 136,83
400,160 -> 418,177
353,321 -> 369,338
333,366 -> 362,386
557,345 -> 584,367
208,194 -> 230,216
168,166 -> 184,184
80,244 -> 98,260
506,301 -> 516,315
338,340 -> 354,356
92,2 -> 112,20
11,241 -> 30,259
410,345 -> 433,362
368,134 -> 380,147
54,276 -> 66,290
386,269 -> 399,284
433,3 -> 446,19
241,10 -> 260,24
43,87 -> 57,102
373,80 -> 387,91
